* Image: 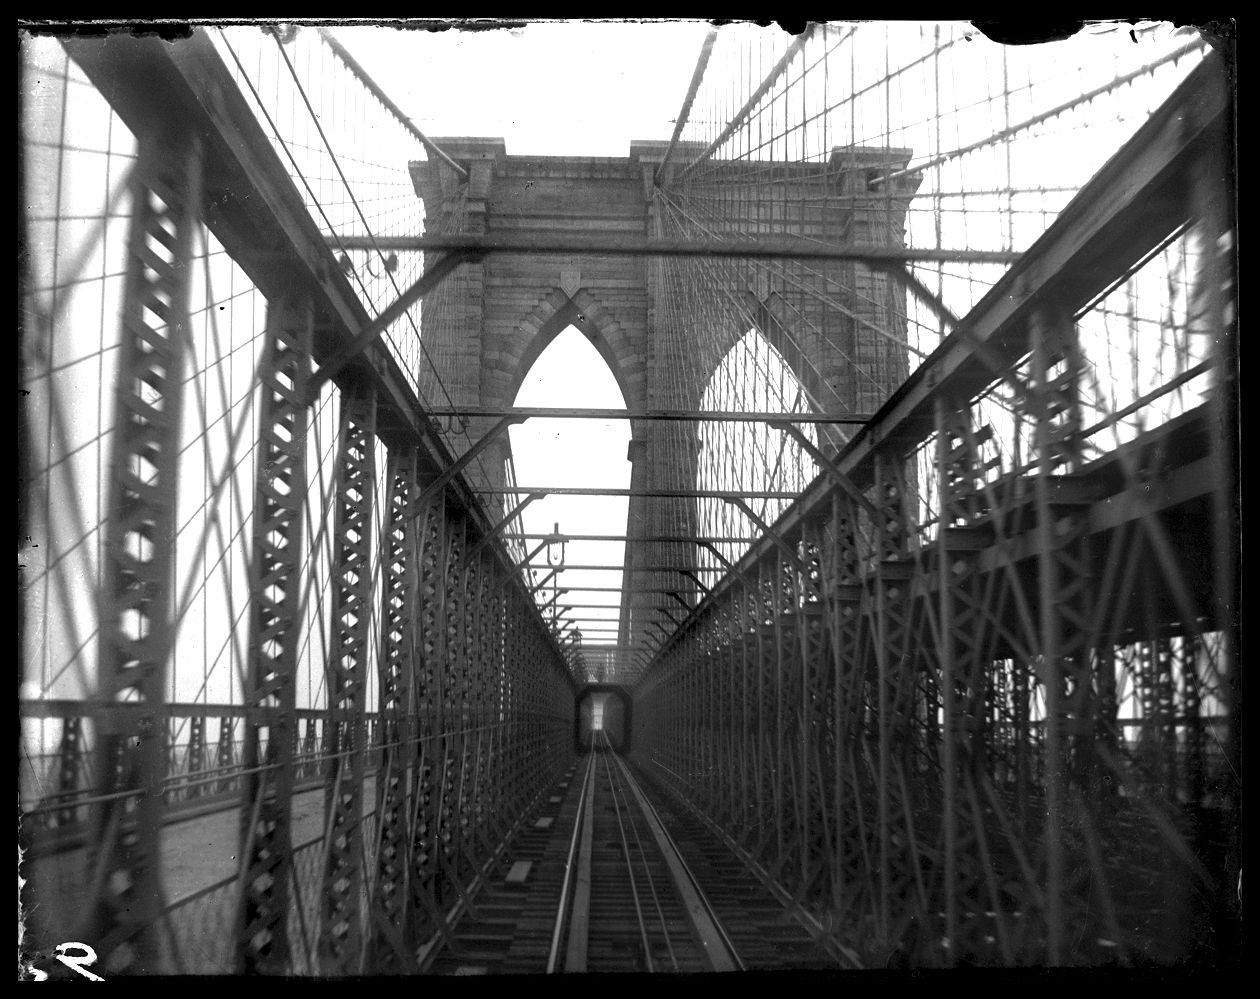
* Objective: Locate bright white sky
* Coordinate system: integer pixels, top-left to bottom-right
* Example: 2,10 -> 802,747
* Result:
330,20 -> 716,157
509,329 -> 632,646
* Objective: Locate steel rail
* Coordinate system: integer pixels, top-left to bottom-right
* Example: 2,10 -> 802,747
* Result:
609,742 -> 741,972
546,749 -> 597,973
600,731 -> 681,971
600,736 -> 657,971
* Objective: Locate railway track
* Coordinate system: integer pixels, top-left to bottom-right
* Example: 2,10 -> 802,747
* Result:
427,734 -> 756,974
549,732 -> 742,972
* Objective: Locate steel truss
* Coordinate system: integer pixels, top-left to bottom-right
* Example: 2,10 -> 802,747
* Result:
80,127 -> 201,973
633,52 -> 1238,968
18,29 -> 1237,976
20,33 -> 577,976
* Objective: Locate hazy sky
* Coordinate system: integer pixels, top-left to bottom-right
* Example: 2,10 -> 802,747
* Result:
330,20 -> 717,157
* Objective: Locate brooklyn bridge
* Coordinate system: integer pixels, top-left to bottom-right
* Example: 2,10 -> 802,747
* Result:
19,21 -> 1238,975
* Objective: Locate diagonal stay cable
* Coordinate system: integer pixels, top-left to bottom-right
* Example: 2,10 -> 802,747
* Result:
219,32 -> 500,517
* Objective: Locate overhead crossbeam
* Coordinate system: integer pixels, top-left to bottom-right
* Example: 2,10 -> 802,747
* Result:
543,585 -> 709,594
768,420 -> 879,517
505,534 -> 758,543
325,232 -> 1022,265
424,406 -> 872,424
520,564 -> 728,573
479,486 -> 801,500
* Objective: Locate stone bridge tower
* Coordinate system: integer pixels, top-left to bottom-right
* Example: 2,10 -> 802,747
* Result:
411,139 -> 921,664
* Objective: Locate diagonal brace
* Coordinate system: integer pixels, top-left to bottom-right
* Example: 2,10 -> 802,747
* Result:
725,497 -> 808,576
540,588 -> 569,614
308,249 -> 480,400
679,569 -> 711,597
412,416 -> 526,517
768,421 -> 880,518
465,492 -> 547,561
666,590 -> 693,613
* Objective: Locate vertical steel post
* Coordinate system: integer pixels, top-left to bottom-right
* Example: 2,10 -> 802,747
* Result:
236,294 -> 312,974
411,499 -> 444,940
370,447 -> 420,969
82,128 -> 199,973
1192,111 -> 1239,908
319,387 -> 376,973
1029,307 -> 1091,964
935,399 -> 959,962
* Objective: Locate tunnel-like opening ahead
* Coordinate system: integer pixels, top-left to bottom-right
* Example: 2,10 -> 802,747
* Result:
575,684 -> 632,752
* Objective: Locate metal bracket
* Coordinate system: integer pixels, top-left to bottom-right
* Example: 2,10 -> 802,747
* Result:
666,590 -> 693,613
540,588 -> 569,614
529,570 -> 558,596
679,569 -> 711,597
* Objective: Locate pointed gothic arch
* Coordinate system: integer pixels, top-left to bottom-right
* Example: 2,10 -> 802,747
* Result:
480,286 -> 647,415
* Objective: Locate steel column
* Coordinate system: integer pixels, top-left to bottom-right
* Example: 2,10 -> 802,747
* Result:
80,128 -> 199,972
235,295 -> 312,974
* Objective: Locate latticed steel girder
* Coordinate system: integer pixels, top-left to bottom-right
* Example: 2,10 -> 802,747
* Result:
633,50 -> 1237,969
32,30 -> 583,977
21,27 -> 1238,977
80,126 -> 201,974
236,295 -> 312,975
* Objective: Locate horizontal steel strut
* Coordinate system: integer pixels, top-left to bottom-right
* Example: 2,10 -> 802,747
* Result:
504,534 -> 758,542
477,486 -> 800,499
325,232 -> 1024,264
426,406 -> 873,423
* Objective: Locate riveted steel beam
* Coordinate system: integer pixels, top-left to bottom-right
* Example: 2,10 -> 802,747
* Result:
235,295 -> 312,974
81,129 -> 199,973
325,231 -> 1023,265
